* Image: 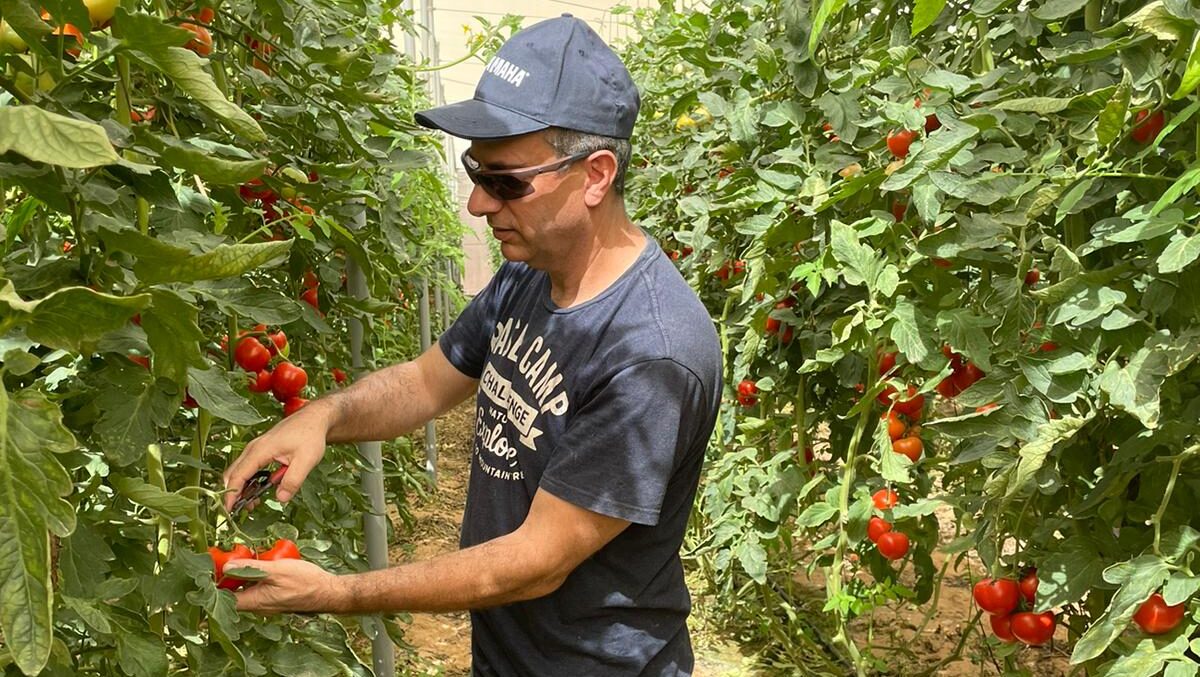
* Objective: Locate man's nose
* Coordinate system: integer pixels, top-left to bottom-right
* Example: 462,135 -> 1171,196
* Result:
467,184 -> 502,217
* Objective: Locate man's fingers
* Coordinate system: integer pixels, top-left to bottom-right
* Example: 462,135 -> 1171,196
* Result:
222,441 -> 274,511
274,455 -> 318,503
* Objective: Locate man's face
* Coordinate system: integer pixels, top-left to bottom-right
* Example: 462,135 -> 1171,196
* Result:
465,132 -> 588,269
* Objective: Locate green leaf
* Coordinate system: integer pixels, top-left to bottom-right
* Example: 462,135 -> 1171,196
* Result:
809,0 -> 848,58
1172,31 -> 1200,100
131,42 -> 266,142
141,290 -> 206,385
993,96 -> 1073,113
1033,0 -> 1089,22
0,107 -> 121,169
890,298 -> 938,369
1123,1 -> 1191,41
139,132 -> 269,185
109,476 -> 198,521
1037,535 -> 1107,609
797,501 -> 838,528
1159,233 -> 1200,273
911,0 -> 947,35
187,367 -> 264,426
198,285 -> 303,326
1097,75 -> 1131,147
0,281 -> 150,353
830,221 -> 884,289
735,539 -> 768,584
134,241 -> 291,284
0,386 -> 77,676
115,632 -> 168,677
1099,347 -> 1168,429
1006,416 -> 1090,498
1072,556 -> 1171,663
880,124 -> 979,191
1150,162 -> 1200,216
93,367 -> 177,467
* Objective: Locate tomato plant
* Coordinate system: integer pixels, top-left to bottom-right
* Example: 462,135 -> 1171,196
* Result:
625,0 -> 1200,674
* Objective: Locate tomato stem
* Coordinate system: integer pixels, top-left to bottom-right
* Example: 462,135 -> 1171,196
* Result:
1153,455 -> 1184,556
187,409 -> 212,550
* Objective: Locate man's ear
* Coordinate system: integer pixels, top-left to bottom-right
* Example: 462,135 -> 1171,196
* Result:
582,151 -> 618,207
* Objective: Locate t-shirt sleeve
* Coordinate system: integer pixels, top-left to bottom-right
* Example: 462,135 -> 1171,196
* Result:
438,265 -> 510,378
539,359 -> 708,526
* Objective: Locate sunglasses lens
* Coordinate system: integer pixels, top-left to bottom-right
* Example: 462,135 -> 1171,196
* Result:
485,175 -> 533,200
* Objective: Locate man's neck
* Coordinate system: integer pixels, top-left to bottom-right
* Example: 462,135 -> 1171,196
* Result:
545,214 -> 645,309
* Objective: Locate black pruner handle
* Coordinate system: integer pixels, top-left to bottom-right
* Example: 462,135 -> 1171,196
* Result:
231,464 -> 288,514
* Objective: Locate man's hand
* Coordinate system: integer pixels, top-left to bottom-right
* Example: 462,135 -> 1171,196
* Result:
222,400 -> 335,511
227,558 -> 345,614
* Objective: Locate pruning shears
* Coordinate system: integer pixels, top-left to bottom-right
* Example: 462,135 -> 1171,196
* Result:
230,464 -> 289,515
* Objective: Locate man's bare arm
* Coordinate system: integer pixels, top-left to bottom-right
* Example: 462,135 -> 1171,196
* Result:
320,343 -> 479,443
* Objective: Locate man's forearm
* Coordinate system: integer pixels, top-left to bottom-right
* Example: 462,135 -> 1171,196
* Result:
314,361 -> 437,444
327,531 -> 566,614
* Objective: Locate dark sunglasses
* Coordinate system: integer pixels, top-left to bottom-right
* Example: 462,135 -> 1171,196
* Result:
461,149 -> 593,201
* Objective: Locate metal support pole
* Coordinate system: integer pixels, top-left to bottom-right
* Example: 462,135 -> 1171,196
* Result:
345,206 -> 395,677
402,0 -> 416,61
418,277 -> 437,486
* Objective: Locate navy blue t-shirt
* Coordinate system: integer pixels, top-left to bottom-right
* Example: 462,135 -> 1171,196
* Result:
438,236 -> 722,676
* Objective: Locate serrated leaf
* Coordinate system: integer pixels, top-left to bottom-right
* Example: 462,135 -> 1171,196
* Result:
109,476 -> 197,521
139,132 -> 269,185
1006,416 -> 1089,498
797,501 -> 838,528
133,45 -> 266,143
889,297 -> 937,368
198,285 -> 303,326
1037,535 -> 1107,609
0,281 -> 151,353
94,368 -> 176,467
116,632 -> 168,677
134,241 -> 291,284
1072,556 -> 1171,663
0,386 -> 77,676
912,0 -> 947,35
0,107 -> 120,169
1097,76 -> 1131,146
1099,348 -> 1167,428
187,367 -> 264,426
735,539 -> 768,584
880,124 -> 979,191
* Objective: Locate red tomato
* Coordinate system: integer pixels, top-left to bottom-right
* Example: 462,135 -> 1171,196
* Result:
989,614 -> 1017,643
1039,341 -> 1059,353
1025,268 -> 1041,286
1010,611 -> 1055,646
183,391 -> 198,409
128,355 -> 150,369
942,345 -> 964,369
267,331 -> 287,356
248,369 -> 273,393
932,257 -> 953,268
867,516 -> 892,543
876,531 -> 910,560
885,411 -> 907,440
732,259 -> 747,276
973,578 -> 1020,616
1019,569 -> 1039,605
300,286 -> 319,310
258,538 -> 302,561
737,393 -> 757,407
892,436 -> 923,463
1131,109 -> 1165,144
924,113 -> 941,133
283,397 -> 309,416
62,240 -> 74,253
886,129 -> 917,159
680,246 -> 693,258
953,363 -> 985,392
181,22 -> 212,57
779,325 -> 794,344
737,379 -> 758,397
302,270 -> 319,289
233,336 -> 271,372
892,386 -> 925,417
877,351 -> 897,376
876,383 -> 898,406
196,7 -> 215,23
872,488 -> 898,510
271,362 -> 308,401
936,376 -> 961,399
331,367 -> 348,384
891,200 -> 907,222
1132,593 -> 1186,635
208,544 -> 254,590
240,178 -> 276,204
131,313 -> 141,326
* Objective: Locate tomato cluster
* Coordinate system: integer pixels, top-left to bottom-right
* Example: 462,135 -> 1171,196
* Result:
208,539 -> 302,591
226,324 -> 309,416
975,570 -> 1056,646
737,379 -> 758,407
934,346 -> 985,399
866,488 -> 909,560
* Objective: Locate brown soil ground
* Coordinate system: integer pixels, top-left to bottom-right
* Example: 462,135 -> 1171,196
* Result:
388,402 -> 1074,676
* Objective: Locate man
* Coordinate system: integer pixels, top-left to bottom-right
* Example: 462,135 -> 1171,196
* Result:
223,14 -> 721,675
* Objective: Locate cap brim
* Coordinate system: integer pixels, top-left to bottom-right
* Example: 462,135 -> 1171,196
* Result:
415,99 -> 548,140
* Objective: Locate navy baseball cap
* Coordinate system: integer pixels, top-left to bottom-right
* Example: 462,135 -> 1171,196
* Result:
415,14 -> 640,140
